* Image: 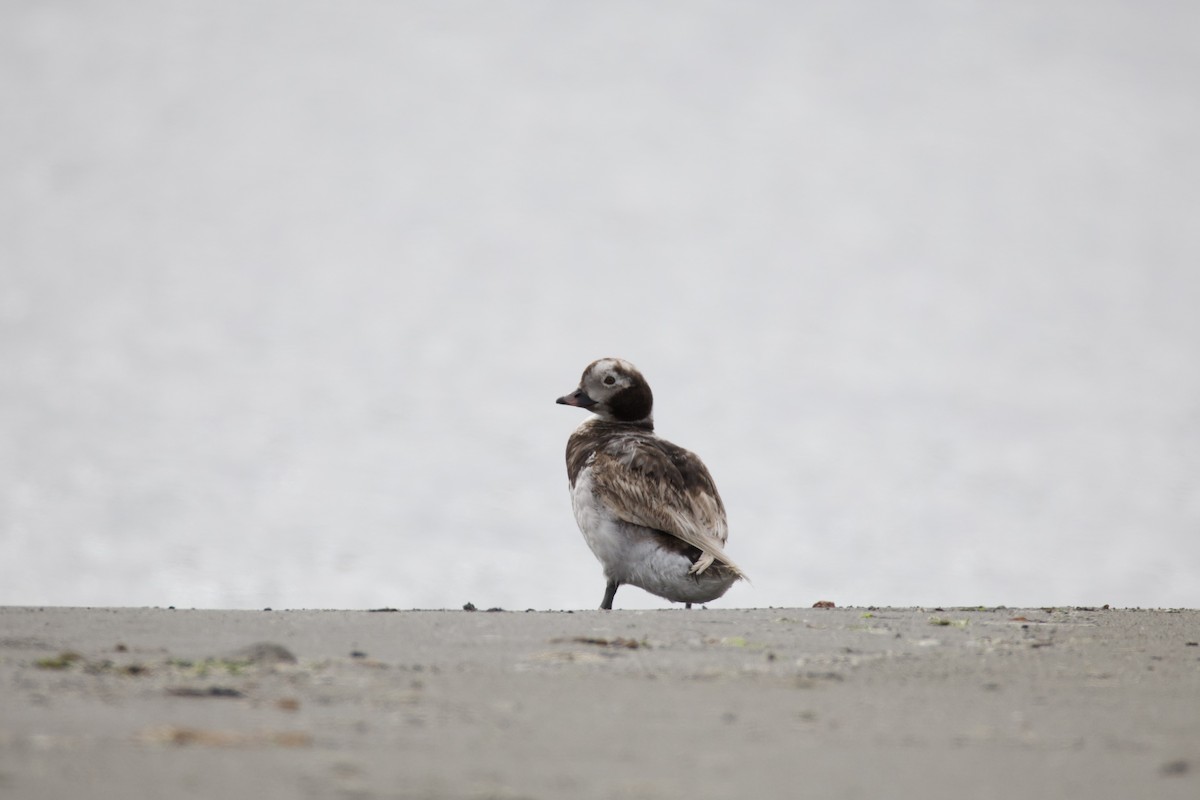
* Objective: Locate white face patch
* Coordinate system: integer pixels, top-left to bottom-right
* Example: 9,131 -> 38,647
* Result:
586,358 -> 639,399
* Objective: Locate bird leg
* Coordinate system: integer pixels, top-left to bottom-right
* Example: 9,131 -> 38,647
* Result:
600,580 -> 618,610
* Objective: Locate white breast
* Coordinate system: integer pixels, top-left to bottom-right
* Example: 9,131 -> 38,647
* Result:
570,466 -> 632,572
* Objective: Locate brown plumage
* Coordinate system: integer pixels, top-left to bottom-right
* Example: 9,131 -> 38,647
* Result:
557,358 -> 745,609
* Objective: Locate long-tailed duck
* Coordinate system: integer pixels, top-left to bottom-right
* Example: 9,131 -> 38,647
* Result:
556,358 -> 745,609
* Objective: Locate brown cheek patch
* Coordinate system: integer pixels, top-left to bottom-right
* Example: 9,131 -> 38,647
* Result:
608,382 -> 653,422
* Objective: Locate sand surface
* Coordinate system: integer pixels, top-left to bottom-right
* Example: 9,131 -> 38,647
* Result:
1,606 -> 1198,799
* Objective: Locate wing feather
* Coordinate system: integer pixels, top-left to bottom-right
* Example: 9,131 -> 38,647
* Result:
590,441 -> 746,578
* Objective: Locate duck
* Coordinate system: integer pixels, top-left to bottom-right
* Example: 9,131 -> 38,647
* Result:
556,358 -> 745,609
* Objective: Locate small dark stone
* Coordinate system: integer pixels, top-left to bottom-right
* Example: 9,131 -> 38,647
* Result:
350,650 -> 367,659
1161,759 -> 1189,776
167,686 -> 244,698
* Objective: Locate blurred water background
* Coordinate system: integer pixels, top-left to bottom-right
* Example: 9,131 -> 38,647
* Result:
3,2 -> 1198,610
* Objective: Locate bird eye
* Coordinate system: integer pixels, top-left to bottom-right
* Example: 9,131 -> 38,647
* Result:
603,375 -> 616,386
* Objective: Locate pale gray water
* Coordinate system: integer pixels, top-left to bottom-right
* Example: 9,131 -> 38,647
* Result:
3,2 -> 1198,610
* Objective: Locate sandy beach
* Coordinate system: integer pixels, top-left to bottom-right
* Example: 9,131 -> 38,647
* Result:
1,606 -> 1197,799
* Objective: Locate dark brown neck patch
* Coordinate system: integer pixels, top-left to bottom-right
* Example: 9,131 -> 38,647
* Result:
608,382 -> 653,424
